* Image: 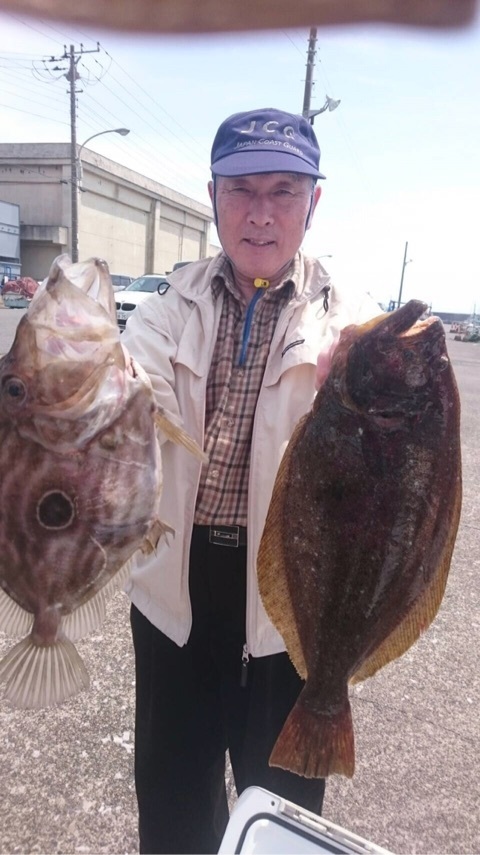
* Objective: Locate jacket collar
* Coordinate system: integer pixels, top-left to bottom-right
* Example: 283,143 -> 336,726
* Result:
167,250 -> 331,307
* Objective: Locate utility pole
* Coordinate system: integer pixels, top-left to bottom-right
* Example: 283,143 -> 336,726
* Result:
302,27 -> 317,121
397,241 -> 410,309
301,29 -> 341,124
66,46 -> 81,263
59,43 -> 100,262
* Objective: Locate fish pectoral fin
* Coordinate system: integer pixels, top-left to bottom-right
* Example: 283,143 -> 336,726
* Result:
0,634 -> 89,709
140,519 -> 175,554
154,410 -> 208,463
0,586 -> 34,637
269,692 -> 355,779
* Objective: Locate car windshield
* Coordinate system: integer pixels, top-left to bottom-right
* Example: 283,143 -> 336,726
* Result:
126,276 -> 166,292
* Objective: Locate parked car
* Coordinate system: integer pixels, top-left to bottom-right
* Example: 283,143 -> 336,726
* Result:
110,274 -> 134,292
115,274 -> 168,331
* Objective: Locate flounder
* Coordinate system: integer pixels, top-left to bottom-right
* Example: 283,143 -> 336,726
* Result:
0,254 -> 205,709
258,300 -> 462,778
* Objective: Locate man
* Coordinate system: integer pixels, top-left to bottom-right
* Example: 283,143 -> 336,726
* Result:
122,107 -> 380,854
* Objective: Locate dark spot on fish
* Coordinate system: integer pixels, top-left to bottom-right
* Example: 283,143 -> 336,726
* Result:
2,376 -> 27,403
37,490 -> 75,530
99,431 -> 119,450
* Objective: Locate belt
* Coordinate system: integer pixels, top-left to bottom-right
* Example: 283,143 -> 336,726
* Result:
196,525 -> 247,548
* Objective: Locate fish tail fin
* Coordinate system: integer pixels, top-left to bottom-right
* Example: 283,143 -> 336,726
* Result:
0,634 -> 89,709
154,410 -> 208,463
269,697 -> 355,779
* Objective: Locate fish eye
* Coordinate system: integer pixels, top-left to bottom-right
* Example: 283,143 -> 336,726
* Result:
37,490 -> 75,530
2,376 -> 27,402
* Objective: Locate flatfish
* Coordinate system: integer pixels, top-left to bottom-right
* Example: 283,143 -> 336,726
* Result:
258,300 -> 462,778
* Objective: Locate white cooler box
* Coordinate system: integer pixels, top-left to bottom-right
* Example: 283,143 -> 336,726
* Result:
218,786 -> 394,855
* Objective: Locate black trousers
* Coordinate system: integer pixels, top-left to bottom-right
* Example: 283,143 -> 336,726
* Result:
131,525 -> 325,854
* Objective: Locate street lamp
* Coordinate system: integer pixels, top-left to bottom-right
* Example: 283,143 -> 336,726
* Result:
71,127 -> 130,262
307,96 -> 341,125
397,240 -> 413,309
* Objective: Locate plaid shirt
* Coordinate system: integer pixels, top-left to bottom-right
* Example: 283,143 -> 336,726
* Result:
194,256 -> 295,526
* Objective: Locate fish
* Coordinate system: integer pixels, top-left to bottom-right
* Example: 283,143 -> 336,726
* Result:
0,254 -> 205,709
257,299 -> 462,779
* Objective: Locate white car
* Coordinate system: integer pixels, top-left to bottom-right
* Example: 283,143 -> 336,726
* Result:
110,274 -> 134,292
115,274 -> 168,331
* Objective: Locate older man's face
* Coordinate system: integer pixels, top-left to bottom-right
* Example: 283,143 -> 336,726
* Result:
209,173 -> 321,284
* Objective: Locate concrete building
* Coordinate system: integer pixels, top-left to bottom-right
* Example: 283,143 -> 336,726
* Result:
0,199 -> 21,280
0,143 -> 214,280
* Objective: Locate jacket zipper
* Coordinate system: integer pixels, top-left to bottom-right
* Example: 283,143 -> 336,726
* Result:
240,643 -> 250,687
243,286 -> 330,651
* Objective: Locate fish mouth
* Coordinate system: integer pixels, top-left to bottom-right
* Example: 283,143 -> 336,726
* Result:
361,299 -> 446,348
343,300 -> 449,418
376,300 -> 435,337
388,299 -> 428,329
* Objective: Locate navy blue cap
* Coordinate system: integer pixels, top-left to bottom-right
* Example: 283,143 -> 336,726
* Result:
211,107 -> 325,180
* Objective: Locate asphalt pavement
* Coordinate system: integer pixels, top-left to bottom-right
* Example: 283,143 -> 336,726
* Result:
0,304 -> 478,855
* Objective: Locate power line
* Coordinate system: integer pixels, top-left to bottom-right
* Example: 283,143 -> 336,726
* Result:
0,101 -> 69,126
1,38 -> 209,203
0,76 -> 68,108
282,31 -> 306,58
2,36 -> 210,182
101,47 -> 211,158
7,14 -> 66,46
86,72 -> 208,181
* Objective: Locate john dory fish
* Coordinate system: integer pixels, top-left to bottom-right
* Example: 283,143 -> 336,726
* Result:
258,300 -> 462,778
0,255 -> 204,709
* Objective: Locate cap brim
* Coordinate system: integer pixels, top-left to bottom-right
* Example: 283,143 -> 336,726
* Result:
211,150 -> 326,180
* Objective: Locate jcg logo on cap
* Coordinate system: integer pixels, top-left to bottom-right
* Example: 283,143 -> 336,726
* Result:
239,120 -> 295,139
210,108 -> 325,179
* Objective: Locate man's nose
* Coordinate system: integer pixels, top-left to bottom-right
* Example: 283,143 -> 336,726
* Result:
247,194 -> 274,226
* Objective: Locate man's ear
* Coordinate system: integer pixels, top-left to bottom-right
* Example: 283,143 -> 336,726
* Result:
208,179 -> 218,227
306,185 -> 322,230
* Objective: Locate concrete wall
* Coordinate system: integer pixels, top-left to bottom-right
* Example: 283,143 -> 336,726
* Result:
0,144 -> 213,280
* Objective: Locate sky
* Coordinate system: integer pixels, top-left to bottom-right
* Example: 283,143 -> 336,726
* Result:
1,11 -> 479,313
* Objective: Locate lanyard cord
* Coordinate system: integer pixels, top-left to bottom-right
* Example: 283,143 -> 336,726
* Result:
238,288 -> 265,367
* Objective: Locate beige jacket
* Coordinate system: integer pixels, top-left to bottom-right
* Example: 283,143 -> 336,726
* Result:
122,252 -> 380,657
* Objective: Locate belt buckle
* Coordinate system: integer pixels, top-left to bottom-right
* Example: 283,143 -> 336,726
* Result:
209,525 -> 240,548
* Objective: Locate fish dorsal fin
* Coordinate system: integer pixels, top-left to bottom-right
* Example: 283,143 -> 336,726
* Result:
257,415 -> 309,680
351,476 -> 462,684
0,586 -> 33,637
0,635 -> 89,709
154,410 -> 208,463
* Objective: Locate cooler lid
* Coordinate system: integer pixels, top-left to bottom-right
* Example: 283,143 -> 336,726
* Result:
218,786 -> 394,855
